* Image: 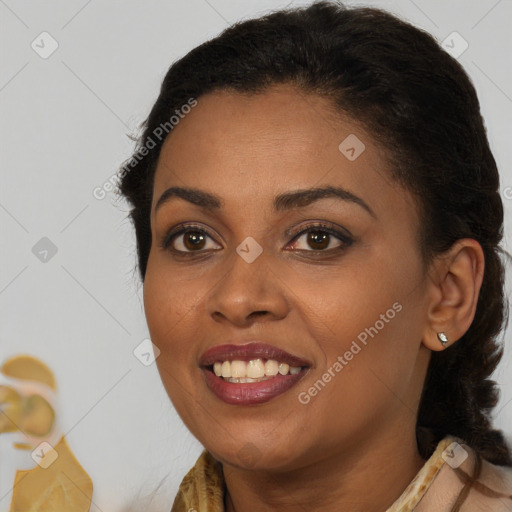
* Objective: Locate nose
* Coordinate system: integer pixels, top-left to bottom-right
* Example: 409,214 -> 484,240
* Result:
206,248 -> 290,327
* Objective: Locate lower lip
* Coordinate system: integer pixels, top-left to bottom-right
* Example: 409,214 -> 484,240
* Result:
202,367 -> 307,405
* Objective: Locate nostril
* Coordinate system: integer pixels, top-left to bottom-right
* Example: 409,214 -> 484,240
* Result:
249,311 -> 269,318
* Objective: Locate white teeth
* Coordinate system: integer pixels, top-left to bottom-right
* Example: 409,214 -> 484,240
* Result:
231,360 -> 246,378
225,376 -> 273,383
247,359 -> 265,378
278,363 -> 290,375
264,359 -> 279,376
221,361 -> 231,378
211,358 -> 302,380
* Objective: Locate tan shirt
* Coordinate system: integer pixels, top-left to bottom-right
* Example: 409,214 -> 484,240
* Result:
171,435 -> 512,511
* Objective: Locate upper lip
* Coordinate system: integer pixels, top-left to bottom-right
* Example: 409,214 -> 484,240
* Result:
199,342 -> 312,368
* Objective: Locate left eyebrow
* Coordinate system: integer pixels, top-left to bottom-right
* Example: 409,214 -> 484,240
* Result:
273,185 -> 376,218
154,185 -> 376,219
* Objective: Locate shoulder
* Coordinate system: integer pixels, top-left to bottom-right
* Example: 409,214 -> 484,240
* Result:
171,449 -> 225,512
416,436 -> 512,512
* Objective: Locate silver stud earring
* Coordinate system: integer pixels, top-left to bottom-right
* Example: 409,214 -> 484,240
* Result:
437,332 -> 449,347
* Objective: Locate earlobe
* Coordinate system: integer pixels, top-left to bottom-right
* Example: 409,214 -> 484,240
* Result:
422,239 -> 485,352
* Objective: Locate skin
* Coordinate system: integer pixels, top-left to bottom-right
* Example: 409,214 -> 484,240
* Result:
143,84 -> 484,512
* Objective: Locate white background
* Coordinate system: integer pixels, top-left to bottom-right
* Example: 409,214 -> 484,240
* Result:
1,0 -> 511,510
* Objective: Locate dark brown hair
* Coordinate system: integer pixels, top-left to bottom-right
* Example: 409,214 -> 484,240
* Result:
117,0 -> 511,468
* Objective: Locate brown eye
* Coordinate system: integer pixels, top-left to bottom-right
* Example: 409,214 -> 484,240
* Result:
161,225 -> 222,253
182,230 -> 207,251
287,223 -> 353,253
306,231 -> 330,250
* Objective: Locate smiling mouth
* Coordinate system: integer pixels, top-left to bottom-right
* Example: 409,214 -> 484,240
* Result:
199,342 -> 311,405
202,359 -> 309,405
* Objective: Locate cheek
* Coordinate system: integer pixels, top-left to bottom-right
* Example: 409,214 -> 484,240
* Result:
294,310 -> 422,449
294,256 -> 424,399
142,263 -> 202,370
144,252 -> 199,325
291,256 -> 408,345
143,268 -> 206,423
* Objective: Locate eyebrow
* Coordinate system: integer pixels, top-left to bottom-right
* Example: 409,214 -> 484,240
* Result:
154,185 -> 376,218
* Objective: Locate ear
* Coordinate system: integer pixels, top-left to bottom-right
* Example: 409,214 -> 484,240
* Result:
422,238 -> 485,351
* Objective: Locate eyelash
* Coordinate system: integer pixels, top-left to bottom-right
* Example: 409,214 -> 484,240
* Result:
159,222 -> 354,257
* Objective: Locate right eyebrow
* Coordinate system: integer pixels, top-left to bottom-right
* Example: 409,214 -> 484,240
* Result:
155,187 -> 223,213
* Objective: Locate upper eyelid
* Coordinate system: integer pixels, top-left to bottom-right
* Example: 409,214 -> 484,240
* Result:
164,221 -> 353,250
169,222 -> 349,239
161,223 -> 218,249
285,221 -> 353,240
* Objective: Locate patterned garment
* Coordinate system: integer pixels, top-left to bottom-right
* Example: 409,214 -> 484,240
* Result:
171,435 -> 512,511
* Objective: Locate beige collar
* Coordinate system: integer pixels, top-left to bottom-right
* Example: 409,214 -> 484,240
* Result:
171,435 -> 512,512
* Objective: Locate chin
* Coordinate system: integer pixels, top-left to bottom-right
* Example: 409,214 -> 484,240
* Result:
201,434 -> 310,473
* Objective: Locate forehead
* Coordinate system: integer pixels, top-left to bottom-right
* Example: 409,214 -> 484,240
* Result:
159,85 -> 346,160
151,84 -> 419,226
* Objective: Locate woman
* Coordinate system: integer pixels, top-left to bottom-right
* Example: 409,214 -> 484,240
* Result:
117,2 -> 512,510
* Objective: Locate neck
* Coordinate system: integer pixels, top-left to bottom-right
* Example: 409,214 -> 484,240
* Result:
223,422 -> 426,512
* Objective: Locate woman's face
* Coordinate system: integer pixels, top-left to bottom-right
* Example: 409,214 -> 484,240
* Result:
144,84 -> 432,471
